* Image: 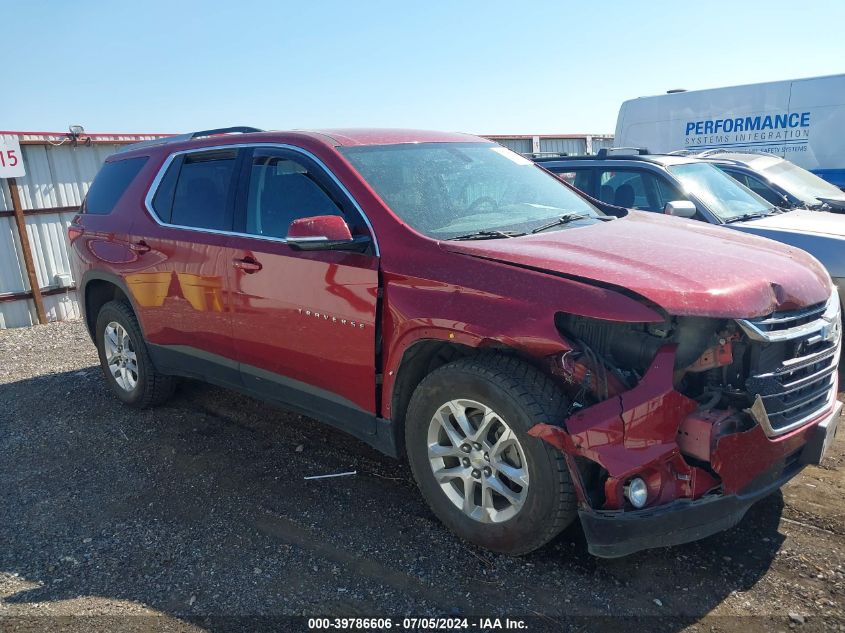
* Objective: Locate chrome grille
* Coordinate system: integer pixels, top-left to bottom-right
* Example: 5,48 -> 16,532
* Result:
737,291 -> 841,437
738,301 -> 828,342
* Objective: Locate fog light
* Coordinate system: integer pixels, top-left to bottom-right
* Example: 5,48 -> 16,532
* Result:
625,477 -> 648,509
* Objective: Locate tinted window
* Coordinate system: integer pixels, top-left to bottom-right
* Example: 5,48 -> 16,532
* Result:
169,150 -> 238,231
549,168 -> 593,194
151,155 -> 183,223
554,171 -> 578,185
597,169 -> 684,212
245,151 -> 343,238
84,157 -> 148,215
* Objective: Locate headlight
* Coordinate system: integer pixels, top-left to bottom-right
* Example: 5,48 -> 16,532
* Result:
822,287 -> 841,344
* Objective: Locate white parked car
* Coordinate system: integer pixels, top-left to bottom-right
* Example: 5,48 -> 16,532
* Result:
690,151 -> 845,212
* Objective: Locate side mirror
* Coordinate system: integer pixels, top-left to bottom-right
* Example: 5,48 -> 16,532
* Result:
663,200 -> 697,218
286,215 -> 371,252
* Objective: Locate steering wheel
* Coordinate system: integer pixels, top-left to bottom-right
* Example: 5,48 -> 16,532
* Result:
466,196 -> 499,213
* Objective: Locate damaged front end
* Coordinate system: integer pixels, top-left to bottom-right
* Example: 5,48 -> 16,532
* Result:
530,292 -> 843,557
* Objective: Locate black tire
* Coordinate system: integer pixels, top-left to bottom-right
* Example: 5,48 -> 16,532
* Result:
405,354 -> 576,555
95,300 -> 175,408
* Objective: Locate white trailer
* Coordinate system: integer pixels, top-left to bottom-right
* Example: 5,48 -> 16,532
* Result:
615,74 -> 845,188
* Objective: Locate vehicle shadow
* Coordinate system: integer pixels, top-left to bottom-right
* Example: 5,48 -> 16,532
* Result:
0,369 -> 787,631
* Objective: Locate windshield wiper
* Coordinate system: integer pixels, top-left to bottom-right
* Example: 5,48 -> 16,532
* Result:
723,211 -> 771,224
530,213 -> 613,234
447,230 -> 527,241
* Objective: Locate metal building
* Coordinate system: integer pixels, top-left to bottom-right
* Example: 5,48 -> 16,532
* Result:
0,130 -> 162,329
483,133 -> 614,156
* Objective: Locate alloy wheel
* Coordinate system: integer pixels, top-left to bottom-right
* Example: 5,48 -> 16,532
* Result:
427,398 -> 529,523
103,321 -> 138,392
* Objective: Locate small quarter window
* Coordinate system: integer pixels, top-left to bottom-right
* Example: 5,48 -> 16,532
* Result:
151,155 -> 183,223
84,157 -> 148,215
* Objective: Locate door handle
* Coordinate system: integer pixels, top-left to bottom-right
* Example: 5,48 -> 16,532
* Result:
233,257 -> 262,273
129,241 -> 151,254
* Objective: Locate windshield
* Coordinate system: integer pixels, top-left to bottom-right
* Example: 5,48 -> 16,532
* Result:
756,159 -> 845,205
668,162 -> 773,222
339,142 -> 602,239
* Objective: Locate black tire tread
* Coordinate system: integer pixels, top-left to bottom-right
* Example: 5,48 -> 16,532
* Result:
407,353 -> 576,555
96,300 -> 175,408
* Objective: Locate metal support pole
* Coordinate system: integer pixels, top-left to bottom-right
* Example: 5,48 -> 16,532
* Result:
7,177 -> 47,324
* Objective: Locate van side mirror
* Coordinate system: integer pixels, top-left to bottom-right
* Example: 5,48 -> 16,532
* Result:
663,200 -> 697,218
286,215 -> 371,252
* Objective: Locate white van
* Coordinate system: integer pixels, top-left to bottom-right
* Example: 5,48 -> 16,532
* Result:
615,74 -> 845,188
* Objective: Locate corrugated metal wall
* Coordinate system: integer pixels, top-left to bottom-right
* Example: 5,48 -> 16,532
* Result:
484,134 -> 616,156
538,137 -> 587,155
591,136 -> 616,152
494,138 -> 533,154
0,133 -> 159,329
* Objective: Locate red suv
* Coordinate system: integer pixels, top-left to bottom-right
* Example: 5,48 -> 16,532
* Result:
69,127 -> 842,557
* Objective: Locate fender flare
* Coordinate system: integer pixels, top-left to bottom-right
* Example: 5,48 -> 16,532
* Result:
79,271 -> 142,340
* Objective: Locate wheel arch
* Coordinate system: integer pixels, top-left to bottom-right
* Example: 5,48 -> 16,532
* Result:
80,272 -> 137,341
387,336 -> 549,458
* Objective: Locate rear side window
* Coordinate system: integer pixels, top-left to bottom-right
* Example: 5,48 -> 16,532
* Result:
84,157 -> 148,214
152,150 -> 238,231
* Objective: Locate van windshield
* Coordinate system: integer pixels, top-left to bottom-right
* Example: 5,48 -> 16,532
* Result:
668,162 -> 774,222
339,142 -> 603,239
756,159 -> 845,206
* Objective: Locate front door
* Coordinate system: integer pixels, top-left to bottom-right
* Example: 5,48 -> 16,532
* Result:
226,146 -> 380,431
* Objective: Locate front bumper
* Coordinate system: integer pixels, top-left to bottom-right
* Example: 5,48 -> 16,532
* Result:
580,400 -> 841,558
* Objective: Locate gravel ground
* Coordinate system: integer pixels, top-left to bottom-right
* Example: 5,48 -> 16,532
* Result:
0,320 -> 843,632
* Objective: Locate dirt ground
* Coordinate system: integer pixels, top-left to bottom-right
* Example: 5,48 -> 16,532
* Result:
0,320 -> 842,632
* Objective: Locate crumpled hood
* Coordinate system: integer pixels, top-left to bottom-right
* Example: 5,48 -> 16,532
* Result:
441,212 -> 831,319
736,209 -> 845,238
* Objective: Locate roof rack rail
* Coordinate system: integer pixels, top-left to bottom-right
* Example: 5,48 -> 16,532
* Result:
114,126 -> 264,155
189,126 -> 263,139
596,147 -> 650,158
527,151 -> 569,159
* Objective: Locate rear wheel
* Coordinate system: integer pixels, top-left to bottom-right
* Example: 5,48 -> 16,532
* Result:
405,354 -> 576,555
95,300 -> 175,407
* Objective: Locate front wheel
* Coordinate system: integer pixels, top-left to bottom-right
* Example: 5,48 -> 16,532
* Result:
405,355 -> 577,555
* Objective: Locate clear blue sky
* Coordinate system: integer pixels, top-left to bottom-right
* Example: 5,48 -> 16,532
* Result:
3,0 -> 844,135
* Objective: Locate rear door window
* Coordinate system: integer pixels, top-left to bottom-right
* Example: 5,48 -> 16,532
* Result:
84,157 -> 148,214
164,150 -> 239,231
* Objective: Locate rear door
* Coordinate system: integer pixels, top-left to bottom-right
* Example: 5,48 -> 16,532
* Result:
126,148 -> 242,384
226,146 -> 380,427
